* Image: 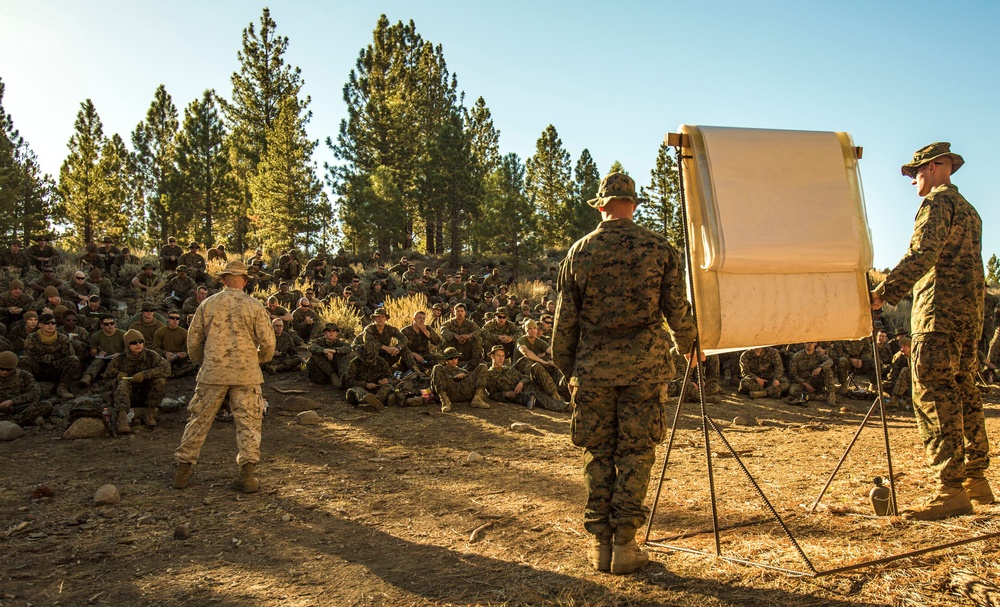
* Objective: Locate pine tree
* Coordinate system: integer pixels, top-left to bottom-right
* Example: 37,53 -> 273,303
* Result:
0,77 -> 26,238
525,125 -> 573,249
569,149 -> 601,241
481,153 -> 539,277
15,150 -> 57,245
463,96 -> 500,254
988,254 -> 1000,287
59,99 -> 110,246
176,90 -> 235,247
223,7 -> 308,254
608,160 -> 626,174
132,84 -> 180,245
249,95 -> 323,251
97,134 -> 141,245
636,142 -> 683,248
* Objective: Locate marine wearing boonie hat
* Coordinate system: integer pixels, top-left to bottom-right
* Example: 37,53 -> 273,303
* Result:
900,142 -> 965,177
443,347 -> 460,359
488,344 -> 506,355
587,172 -> 646,209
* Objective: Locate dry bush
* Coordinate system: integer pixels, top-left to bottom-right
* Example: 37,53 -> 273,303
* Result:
318,297 -> 363,339
382,293 -> 428,330
509,279 -> 549,305
205,257 -> 227,279
880,298 -> 911,334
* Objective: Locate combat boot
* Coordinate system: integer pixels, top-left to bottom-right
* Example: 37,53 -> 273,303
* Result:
56,384 -> 74,400
588,536 -> 612,572
174,463 -> 193,489
610,540 -> 649,574
827,390 -> 837,405
232,463 -> 259,493
144,407 -> 157,428
749,390 -> 767,399
439,393 -> 452,413
901,485 -> 973,521
963,477 -> 996,506
117,410 -> 131,434
386,392 -> 400,408
79,374 -> 93,388
470,388 -> 491,409
360,393 -> 384,412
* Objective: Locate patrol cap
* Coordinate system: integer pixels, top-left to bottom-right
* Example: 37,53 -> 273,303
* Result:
188,242 -> 200,249
141,302 -> 156,312
900,142 -> 964,178
0,351 -> 18,370
43,286 -> 60,299
123,329 -> 144,346
176,265 -> 189,273
587,172 -> 645,208
431,303 -> 444,310
496,306 -> 509,316
488,344 -> 506,355
372,307 -> 388,318
167,236 -> 177,242
443,347 -> 460,359
323,323 -> 340,332
8,279 -> 23,290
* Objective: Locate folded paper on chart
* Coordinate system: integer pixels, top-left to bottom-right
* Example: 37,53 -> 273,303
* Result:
678,125 -> 873,354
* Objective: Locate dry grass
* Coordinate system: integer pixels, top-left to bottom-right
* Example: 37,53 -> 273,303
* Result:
382,293 -> 428,330
317,297 -> 363,339
509,279 -> 550,305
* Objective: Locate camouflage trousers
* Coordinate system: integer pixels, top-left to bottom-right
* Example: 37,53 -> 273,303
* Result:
526,364 -> 570,411
168,357 -> 198,379
83,358 -> 109,382
912,332 -> 991,487
789,368 -> 836,398
306,354 -> 350,387
571,382 -> 666,541
346,383 -> 394,405
431,364 -> 486,403
669,376 -> 721,401
836,357 -> 875,386
19,356 -> 80,386
888,365 -> 912,398
263,355 -> 303,374
448,336 -> 483,368
738,376 -> 789,398
112,377 -> 166,416
0,400 -> 53,426
175,383 -> 266,466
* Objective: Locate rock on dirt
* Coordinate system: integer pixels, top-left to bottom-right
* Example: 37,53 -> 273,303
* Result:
94,484 -> 120,505
467,451 -> 484,463
297,411 -> 321,425
63,417 -> 106,439
173,525 -> 191,540
0,421 -> 26,441
281,396 -> 321,412
732,416 -> 754,426
510,422 -> 533,433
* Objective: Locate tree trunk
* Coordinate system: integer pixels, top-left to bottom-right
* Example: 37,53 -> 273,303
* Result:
425,218 -> 435,254
205,194 -> 214,248
435,221 -> 444,255
448,204 -> 460,268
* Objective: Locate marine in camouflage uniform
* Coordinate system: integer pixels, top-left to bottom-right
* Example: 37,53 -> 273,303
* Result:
0,351 -> 52,426
152,313 -> 198,378
174,261 -> 276,492
553,172 -> 697,573
400,311 -> 443,373
159,237 -> 183,272
103,329 -> 171,431
0,279 -> 34,326
20,314 -> 80,399
481,307 -> 521,361
738,347 -> 789,398
345,348 -> 396,409
0,242 -> 31,275
440,304 -> 483,367
886,337 -> 912,408
668,350 -> 721,403
430,347 -> 488,411
264,319 -> 305,374
788,342 -> 836,403
306,324 -> 353,387
832,338 -> 875,391
872,142 -> 993,520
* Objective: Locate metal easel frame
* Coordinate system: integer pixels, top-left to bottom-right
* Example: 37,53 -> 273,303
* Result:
641,132 -> 1000,577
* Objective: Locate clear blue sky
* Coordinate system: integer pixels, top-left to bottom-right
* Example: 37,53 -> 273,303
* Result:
2,0 -> 998,268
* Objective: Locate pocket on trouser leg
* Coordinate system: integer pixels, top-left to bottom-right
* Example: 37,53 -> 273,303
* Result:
650,384 -> 667,444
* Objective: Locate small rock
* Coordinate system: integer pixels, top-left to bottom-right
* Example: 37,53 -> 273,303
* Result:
510,422 -> 532,433
732,416 -> 752,426
173,525 -> 191,540
467,451 -> 484,464
63,417 -> 106,439
297,411 -> 321,425
281,514 -> 292,522
0,421 -> 25,441
31,485 -> 54,500
159,398 -> 182,412
94,484 -> 120,505
280,396 -> 321,412
839,406 -> 852,414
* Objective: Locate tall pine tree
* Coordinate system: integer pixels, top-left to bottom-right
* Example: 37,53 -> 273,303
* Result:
132,84 -> 180,245
176,89 -> 235,247
569,149 -> 601,240
59,99 -> 113,246
97,134 -> 141,245
481,153 -> 539,277
636,142 -> 683,248
525,124 -> 573,249
248,95 -> 323,251
223,7 -> 308,254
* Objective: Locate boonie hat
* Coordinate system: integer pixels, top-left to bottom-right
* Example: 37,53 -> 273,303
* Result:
588,172 -> 645,208
443,347 -> 460,359
489,344 -> 506,355
219,260 -> 249,277
900,142 -> 965,177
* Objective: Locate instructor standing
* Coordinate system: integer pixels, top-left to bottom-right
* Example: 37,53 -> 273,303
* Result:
871,142 -> 994,520
173,260 -> 276,493
553,172 -> 697,574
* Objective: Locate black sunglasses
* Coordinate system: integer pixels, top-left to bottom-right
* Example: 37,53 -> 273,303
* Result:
102,321 -> 116,326
129,339 -> 144,345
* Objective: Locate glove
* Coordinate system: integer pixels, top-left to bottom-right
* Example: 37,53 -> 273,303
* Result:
131,371 -> 146,384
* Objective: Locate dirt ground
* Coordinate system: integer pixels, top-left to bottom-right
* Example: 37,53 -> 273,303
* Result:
2,374 -> 999,607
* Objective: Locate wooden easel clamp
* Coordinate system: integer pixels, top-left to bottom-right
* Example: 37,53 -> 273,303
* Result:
665,132 -> 688,148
